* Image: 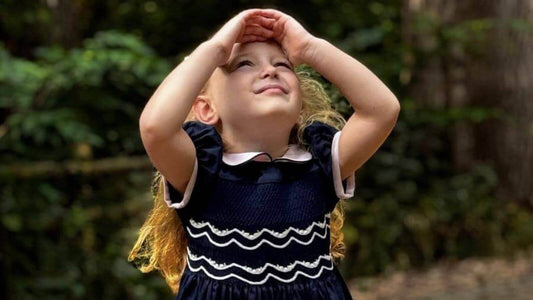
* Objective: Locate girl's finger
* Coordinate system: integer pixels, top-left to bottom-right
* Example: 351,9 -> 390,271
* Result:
243,10 -> 269,22
243,24 -> 273,38
240,34 -> 269,43
246,16 -> 275,29
254,9 -> 282,19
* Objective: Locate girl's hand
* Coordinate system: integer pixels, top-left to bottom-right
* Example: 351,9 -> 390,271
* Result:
208,9 -> 277,66
251,9 -> 317,67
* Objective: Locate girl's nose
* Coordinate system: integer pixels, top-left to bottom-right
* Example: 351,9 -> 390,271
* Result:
260,64 -> 278,78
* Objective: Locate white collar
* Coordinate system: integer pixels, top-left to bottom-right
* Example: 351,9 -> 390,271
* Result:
222,144 -> 313,166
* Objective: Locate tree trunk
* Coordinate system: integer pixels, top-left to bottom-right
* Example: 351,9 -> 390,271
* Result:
402,0 -> 533,204
44,0 -> 84,48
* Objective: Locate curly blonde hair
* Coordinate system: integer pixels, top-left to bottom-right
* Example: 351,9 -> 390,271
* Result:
129,68 -> 351,294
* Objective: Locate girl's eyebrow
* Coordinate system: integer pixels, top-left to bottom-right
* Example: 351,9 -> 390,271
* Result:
232,53 -> 253,61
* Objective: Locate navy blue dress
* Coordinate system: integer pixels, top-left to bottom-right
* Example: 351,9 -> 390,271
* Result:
162,120 -> 356,300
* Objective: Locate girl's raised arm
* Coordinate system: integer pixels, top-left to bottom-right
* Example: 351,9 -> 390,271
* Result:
138,9 -> 276,194
139,41 -> 222,138
304,38 -> 400,180
138,40 -> 225,194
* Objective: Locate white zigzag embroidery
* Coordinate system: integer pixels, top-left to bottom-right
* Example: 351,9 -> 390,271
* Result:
187,246 -> 332,275
186,254 -> 334,285
189,213 -> 331,240
186,222 -> 330,250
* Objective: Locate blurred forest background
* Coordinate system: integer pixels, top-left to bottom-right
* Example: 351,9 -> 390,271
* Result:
1,0 -> 532,299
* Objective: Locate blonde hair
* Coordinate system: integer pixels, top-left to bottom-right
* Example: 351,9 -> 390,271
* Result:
129,69 -> 350,294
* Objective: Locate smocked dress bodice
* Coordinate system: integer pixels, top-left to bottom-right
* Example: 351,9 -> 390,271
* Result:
162,121 -> 356,300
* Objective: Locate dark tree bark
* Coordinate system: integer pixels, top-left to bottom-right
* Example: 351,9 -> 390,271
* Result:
44,0 -> 84,48
402,0 -> 533,204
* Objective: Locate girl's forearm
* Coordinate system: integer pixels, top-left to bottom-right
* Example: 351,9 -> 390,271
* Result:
139,41 -> 223,139
303,38 -> 400,118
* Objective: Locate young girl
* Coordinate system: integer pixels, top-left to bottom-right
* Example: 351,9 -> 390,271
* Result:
129,8 -> 400,300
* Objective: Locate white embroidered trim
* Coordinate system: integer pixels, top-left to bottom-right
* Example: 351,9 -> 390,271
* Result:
189,213 -> 331,239
186,223 -> 329,250
187,247 -> 331,274
162,157 -> 198,209
332,131 -> 356,199
186,249 -> 334,285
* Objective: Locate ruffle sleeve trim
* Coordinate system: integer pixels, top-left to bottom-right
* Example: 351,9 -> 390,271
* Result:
303,121 -> 356,201
162,157 -> 198,209
162,121 -> 222,209
332,131 -> 356,199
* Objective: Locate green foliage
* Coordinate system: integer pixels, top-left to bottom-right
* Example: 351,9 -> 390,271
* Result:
0,30 -> 172,161
1,173 -> 172,299
1,31 -> 175,298
338,98 -> 533,277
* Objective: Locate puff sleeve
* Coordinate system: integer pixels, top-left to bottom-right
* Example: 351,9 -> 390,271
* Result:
162,121 -> 222,209
303,121 -> 356,202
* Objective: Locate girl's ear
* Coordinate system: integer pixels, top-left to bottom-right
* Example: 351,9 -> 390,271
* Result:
192,96 -> 219,125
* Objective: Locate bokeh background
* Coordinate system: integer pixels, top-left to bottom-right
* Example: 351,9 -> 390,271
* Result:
1,0 -> 532,299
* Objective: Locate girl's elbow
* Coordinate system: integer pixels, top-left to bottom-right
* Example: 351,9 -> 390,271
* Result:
388,98 -> 401,117
389,96 -> 401,111
384,100 -> 401,125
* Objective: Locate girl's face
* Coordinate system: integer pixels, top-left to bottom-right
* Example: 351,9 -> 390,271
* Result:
206,40 -> 302,132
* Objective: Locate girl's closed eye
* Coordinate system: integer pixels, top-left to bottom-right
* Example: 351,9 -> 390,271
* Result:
236,60 -> 292,69
236,60 -> 253,68
276,62 -> 292,69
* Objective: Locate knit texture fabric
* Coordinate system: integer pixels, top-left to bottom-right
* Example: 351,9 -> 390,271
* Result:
164,121 -> 354,300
